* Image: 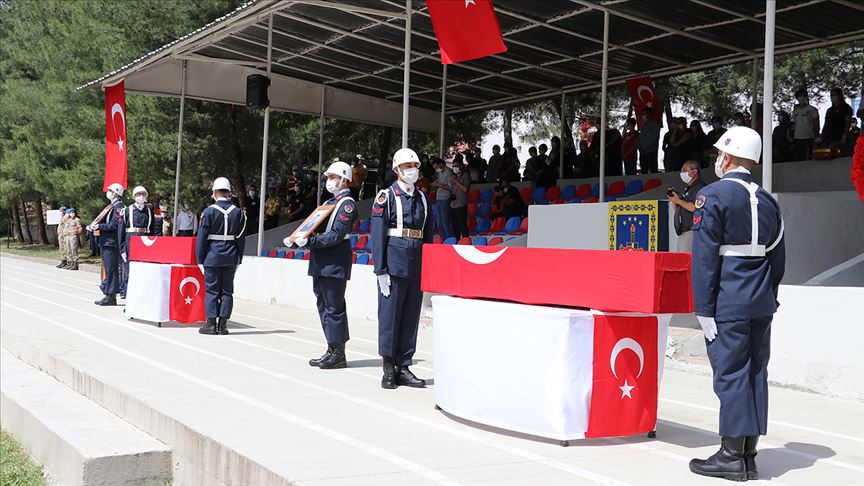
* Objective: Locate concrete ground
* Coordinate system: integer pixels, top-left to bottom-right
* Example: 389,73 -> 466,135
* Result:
1,255 -> 862,485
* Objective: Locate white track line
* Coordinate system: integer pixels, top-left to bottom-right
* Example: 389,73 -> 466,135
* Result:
1,300 -> 461,486
1,282 -> 632,486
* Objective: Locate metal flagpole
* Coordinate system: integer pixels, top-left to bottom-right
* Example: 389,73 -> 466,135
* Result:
256,14 -> 273,256
751,58 -> 759,129
560,92 -> 565,180
599,10 -> 609,202
438,63 -> 447,158
762,0 -> 776,193
172,60 -> 187,236
317,88 -> 325,205
401,0 -> 412,148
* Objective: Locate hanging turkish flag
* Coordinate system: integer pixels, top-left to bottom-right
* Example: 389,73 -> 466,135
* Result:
625,76 -> 663,129
586,314 -> 660,438
168,265 -> 206,324
426,0 -> 507,64
104,81 -> 128,191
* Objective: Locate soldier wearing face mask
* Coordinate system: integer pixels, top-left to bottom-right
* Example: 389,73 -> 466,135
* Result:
285,162 -> 358,370
92,183 -> 126,306
119,186 -> 155,299
371,148 -> 433,390
792,88 -> 820,161
667,160 -> 705,253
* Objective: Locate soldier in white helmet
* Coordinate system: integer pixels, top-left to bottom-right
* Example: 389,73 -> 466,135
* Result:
93,183 -> 126,306
285,161 -> 358,369
689,126 -> 786,481
119,185 -> 155,298
196,177 -> 247,335
370,148 -> 433,389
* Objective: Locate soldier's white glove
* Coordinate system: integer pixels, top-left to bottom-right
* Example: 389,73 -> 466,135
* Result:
294,237 -> 308,248
377,274 -> 391,297
282,236 -> 292,247
697,316 -> 718,342
92,224 -> 99,230
121,252 -> 128,263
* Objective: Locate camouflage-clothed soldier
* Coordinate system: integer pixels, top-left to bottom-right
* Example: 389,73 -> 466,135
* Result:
56,207 -> 69,268
64,208 -> 82,270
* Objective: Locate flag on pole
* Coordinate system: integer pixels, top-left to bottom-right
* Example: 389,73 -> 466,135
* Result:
625,76 -> 663,129
426,0 -> 507,64
104,81 -> 127,191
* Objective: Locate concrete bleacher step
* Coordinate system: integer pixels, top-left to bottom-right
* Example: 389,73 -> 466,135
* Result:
0,349 -> 172,486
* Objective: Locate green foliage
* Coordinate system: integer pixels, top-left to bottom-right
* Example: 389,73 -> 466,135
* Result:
0,429 -> 47,486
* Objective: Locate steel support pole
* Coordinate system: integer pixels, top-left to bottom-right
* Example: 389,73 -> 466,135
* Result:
599,10 -> 609,202
256,14 -> 273,256
401,0 -> 411,148
438,63 -> 447,158
560,92 -> 566,179
171,60 -> 187,236
762,0 -> 776,193
317,88 -> 325,205
751,58 -> 759,129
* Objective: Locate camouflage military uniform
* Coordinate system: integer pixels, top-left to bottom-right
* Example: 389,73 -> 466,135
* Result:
56,213 -> 69,264
64,215 -> 82,265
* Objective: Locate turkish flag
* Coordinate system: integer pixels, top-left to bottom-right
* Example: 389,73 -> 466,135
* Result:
169,265 -> 206,324
426,0 -> 507,64
625,76 -> 663,129
586,314 -> 659,438
104,81 -> 128,191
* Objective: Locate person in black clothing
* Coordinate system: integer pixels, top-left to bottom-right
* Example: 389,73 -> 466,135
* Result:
772,111 -> 794,163
285,186 -> 308,223
667,160 -> 706,253
820,87 -> 854,154
244,185 -> 260,235
490,179 -> 525,221
575,140 -> 593,177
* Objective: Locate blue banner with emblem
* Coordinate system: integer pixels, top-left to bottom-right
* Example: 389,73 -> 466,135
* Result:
608,200 -> 669,251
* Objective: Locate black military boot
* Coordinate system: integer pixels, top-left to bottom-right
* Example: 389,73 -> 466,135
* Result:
318,343 -> 347,369
309,345 -> 333,367
67,262 -> 79,271
94,294 -> 117,306
381,357 -> 397,389
744,436 -> 759,480
199,318 -> 218,335
689,436 -> 748,482
217,317 -> 229,335
56,259 -> 67,268
396,366 -> 426,388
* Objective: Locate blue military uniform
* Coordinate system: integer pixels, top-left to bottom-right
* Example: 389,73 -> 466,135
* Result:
371,182 -> 433,367
196,199 -> 247,322
692,168 -> 785,438
96,198 -> 125,302
306,189 -> 357,345
119,204 -> 155,298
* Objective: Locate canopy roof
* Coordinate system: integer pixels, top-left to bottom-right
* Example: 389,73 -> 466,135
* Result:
81,0 -> 864,125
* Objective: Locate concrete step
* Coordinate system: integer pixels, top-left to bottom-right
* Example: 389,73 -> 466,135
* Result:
0,349 -> 172,486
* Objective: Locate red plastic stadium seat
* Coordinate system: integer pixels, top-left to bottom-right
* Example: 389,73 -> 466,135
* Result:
489,217 -> 506,234
510,217 -> 528,235
520,187 -> 533,205
574,183 -> 592,199
468,189 -> 481,203
352,253 -> 358,263
433,235 -> 443,244
457,237 -> 472,245
608,181 -> 626,196
582,197 -> 599,203
352,219 -> 361,232
283,251 -> 294,259
544,186 -> 561,201
488,236 -> 504,246
267,250 -> 278,258
303,252 -> 311,260
353,235 -> 368,252
643,178 -> 662,191
468,217 -> 477,234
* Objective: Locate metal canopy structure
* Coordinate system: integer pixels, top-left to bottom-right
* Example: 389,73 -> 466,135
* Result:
79,0 -> 863,254
82,0 -> 864,116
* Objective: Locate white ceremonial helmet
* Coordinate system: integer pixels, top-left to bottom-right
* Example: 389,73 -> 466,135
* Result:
213,177 -> 231,191
107,183 -> 124,196
392,148 -> 420,168
714,126 -> 762,162
324,161 -> 353,181
132,185 -> 148,196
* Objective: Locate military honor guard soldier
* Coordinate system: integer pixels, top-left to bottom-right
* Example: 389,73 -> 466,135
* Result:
371,148 -> 433,389
285,161 -> 358,370
55,206 -> 69,268
63,208 -> 82,271
689,126 -> 786,482
93,183 -> 126,306
119,186 -> 155,299
196,177 -> 247,335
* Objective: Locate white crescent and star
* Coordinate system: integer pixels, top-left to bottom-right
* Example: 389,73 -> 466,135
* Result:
140,236 -> 158,247
178,276 -> 201,305
465,0 -> 476,6
452,246 -> 508,265
610,337 -> 645,400
636,85 -> 654,102
111,102 -> 126,151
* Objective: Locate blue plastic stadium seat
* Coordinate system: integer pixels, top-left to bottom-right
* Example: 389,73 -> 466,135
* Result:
623,179 -> 644,196
477,203 -> 491,216
349,235 -> 358,248
358,219 -> 371,233
356,254 -> 370,265
276,250 -> 286,258
479,188 -> 494,202
443,237 -> 458,245
474,218 -> 491,234
530,186 -> 547,203
501,216 -> 521,234
260,249 -> 268,257
293,251 -> 305,260
473,236 -> 488,246
560,185 -> 577,200
590,183 -> 607,198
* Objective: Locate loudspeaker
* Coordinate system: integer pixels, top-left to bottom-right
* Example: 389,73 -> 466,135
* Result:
246,74 -> 270,108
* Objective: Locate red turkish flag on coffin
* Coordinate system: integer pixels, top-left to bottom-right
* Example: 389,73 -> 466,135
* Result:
129,236 -> 198,265
586,314 -> 659,438
104,81 -> 128,191
169,266 -> 206,324
426,0 -> 507,64
625,76 -> 663,129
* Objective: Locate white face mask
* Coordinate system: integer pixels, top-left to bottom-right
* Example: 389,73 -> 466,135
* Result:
400,168 -> 420,185
680,172 -> 692,184
714,152 -> 726,179
325,179 -> 341,194
135,196 -> 146,205
106,191 -> 114,201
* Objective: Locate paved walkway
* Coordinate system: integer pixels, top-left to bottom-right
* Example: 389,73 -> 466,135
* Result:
1,255 -> 862,485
